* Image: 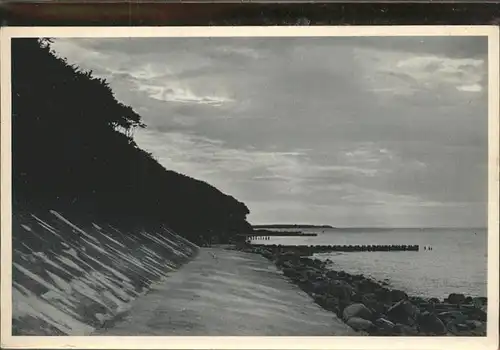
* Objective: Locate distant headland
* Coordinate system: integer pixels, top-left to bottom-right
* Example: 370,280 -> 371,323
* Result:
252,224 -> 335,229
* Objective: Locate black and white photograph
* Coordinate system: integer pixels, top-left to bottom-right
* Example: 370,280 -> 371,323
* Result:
1,26 -> 498,349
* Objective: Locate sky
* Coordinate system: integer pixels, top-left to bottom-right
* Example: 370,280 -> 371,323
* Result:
51,35 -> 489,228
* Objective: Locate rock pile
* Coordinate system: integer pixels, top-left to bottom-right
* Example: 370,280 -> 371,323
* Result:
239,245 -> 487,336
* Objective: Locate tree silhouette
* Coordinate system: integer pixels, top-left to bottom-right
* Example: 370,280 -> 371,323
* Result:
12,38 -> 252,244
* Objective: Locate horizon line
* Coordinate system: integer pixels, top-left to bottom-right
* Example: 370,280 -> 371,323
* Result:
251,224 -> 487,229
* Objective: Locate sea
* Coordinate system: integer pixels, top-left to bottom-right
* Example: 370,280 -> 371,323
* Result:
250,228 -> 488,299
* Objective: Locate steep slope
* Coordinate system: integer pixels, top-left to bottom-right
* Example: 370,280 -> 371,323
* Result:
10,38 -> 253,335
12,209 -> 198,335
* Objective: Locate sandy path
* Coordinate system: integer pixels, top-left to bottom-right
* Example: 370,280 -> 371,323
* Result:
94,248 -> 355,336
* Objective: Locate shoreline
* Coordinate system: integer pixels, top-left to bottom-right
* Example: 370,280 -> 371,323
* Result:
234,244 -> 487,336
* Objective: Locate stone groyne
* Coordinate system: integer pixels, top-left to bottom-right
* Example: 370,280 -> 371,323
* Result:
237,245 -> 487,336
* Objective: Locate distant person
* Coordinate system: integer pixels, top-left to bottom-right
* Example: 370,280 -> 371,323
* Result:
209,251 -> 219,262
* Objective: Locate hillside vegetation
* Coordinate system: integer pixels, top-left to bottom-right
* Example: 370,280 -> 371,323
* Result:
12,38 -> 252,244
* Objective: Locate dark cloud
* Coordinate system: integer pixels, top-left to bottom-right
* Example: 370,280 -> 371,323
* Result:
335,36 -> 488,58
72,36 -> 488,59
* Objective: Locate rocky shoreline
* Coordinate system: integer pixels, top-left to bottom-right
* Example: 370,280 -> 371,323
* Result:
235,244 -> 487,336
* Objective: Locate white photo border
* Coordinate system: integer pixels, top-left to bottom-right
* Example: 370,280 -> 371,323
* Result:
1,25 -> 498,350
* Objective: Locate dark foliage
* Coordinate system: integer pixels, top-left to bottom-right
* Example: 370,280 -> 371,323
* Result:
12,38 -> 252,244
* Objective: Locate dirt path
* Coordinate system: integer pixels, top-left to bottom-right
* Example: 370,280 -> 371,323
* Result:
94,248 -> 355,336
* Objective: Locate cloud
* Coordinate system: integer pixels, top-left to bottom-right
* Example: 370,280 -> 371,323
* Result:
136,84 -> 232,106
457,84 -> 483,93
215,46 -> 262,60
49,36 -> 488,227
133,127 -> 475,226
354,48 -> 486,98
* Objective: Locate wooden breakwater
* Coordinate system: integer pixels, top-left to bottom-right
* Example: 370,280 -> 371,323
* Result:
240,233 -> 318,240
250,244 -> 420,253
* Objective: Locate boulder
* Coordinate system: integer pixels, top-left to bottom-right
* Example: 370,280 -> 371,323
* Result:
337,300 -> 351,315
386,300 -> 417,325
305,269 -> 323,281
276,252 -> 300,266
337,271 -> 347,279
316,275 -> 327,282
310,280 -> 329,295
374,317 -> 395,331
442,311 -> 471,335
471,329 -> 487,336
282,260 -> 296,269
466,307 -> 487,322
313,259 -> 323,267
446,321 -> 472,335
437,311 -> 467,324
409,296 -> 426,306
417,311 -> 447,335
330,280 -> 354,300
393,323 -> 419,336
282,268 -> 299,278
323,297 -> 340,312
455,323 -> 470,331
362,293 -> 378,306
351,293 -> 362,303
345,275 -> 355,284
346,317 -> 375,332
390,289 -> 408,302
361,293 -> 386,315
299,259 -> 313,268
374,302 -> 389,316
374,287 -> 391,303
313,293 -> 326,304
472,297 -> 487,308
325,270 -> 339,279
343,303 -> 373,321
465,320 -> 485,331
297,278 -> 311,292
446,293 -> 466,305
356,279 -> 379,294
263,249 -> 274,257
